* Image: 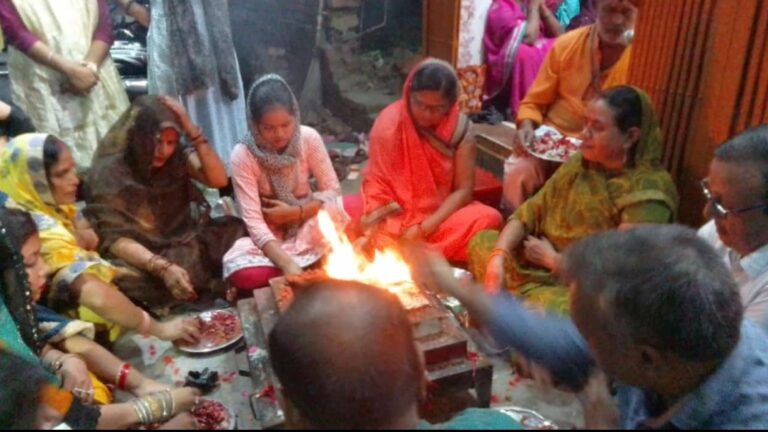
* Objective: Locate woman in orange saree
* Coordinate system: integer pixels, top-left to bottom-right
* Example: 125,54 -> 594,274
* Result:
360,59 -> 502,263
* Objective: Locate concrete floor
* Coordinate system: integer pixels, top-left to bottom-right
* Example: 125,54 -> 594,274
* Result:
112,326 -> 583,429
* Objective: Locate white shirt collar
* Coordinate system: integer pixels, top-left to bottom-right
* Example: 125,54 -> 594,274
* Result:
741,242 -> 768,280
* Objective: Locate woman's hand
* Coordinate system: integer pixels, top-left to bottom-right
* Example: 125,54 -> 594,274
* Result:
401,224 -> 426,241
523,236 -> 560,271
60,355 -> 94,405
484,254 -> 506,294
62,61 -> 98,93
158,96 -> 196,135
170,387 -> 203,414
281,261 -> 303,277
74,228 -> 99,251
153,316 -> 201,345
163,264 -> 197,301
262,198 -> 298,226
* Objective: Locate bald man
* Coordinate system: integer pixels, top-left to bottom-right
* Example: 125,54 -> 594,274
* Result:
268,279 -> 521,430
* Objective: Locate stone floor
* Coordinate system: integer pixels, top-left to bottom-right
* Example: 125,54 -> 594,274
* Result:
112,328 -> 261,429
112,318 -> 583,430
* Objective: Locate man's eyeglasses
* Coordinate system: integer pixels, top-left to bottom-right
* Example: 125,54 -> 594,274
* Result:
700,178 -> 768,219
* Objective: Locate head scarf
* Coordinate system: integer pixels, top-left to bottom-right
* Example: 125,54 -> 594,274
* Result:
90,95 -> 185,184
85,96 -> 206,252
241,74 -> 308,207
0,134 -> 77,231
628,86 -> 663,169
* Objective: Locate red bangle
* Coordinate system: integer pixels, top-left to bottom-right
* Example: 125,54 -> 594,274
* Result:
117,363 -> 132,391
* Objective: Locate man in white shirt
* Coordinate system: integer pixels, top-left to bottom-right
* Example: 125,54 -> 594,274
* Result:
698,125 -> 768,331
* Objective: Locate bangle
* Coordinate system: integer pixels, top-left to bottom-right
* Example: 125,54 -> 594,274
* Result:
132,399 -> 149,424
147,254 -> 161,274
158,260 -> 173,278
116,363 -> 132,391
187,128 -> 203,142
143,390 -> 174,423
489,247 -> 512,262
139,310 -> 151,337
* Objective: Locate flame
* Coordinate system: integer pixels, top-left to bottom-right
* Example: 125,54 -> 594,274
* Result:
317,210 -> 428,308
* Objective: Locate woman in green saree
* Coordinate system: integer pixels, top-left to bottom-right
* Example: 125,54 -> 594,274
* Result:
468,86 -> 678,313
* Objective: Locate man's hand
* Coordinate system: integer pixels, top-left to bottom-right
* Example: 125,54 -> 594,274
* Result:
516,120 -> 536,149
578,371 -> 619,430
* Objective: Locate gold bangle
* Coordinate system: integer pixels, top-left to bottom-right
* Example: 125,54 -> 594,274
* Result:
490,247 -> 512,262
146,394 -> 164,423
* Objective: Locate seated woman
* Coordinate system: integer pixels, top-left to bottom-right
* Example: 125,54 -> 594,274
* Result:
503,0 -> 636,211
0,133 -> 198,343
360,59 -> 502,263
84,96 -> 245,314
0,210 -> 200,430
484,0 -> 580,117
1,207 -> 171,404
468,86 -> 678,314
224,74 -> 352,291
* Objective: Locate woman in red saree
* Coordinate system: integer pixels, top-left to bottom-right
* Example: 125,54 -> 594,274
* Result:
361,59 -> 503,263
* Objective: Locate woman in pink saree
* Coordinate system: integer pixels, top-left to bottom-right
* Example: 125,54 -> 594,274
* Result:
484,0 -> 580,117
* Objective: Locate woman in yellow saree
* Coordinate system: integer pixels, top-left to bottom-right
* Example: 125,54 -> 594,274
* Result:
468,86 -> 678,314
0,133 -> 198,343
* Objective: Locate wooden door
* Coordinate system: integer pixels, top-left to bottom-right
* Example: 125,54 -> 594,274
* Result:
629,0 -> 768,225
422,0 -> 461,65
